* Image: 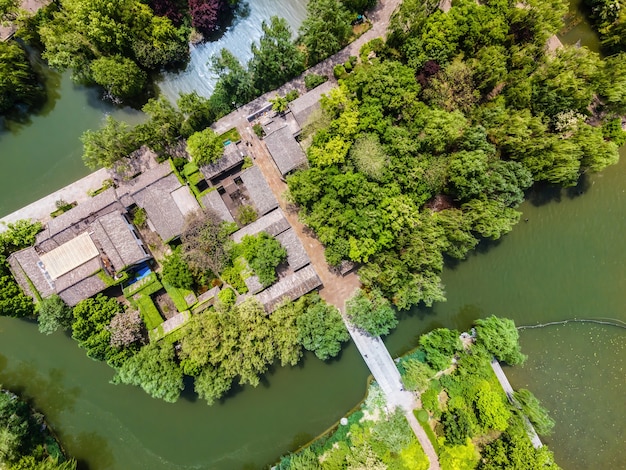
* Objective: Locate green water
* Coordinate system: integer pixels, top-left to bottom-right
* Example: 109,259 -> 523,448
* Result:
0,71 -> 144,217
1,1 -> 625,468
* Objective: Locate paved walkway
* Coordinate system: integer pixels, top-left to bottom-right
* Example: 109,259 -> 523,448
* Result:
0,168 -> 111,232
490,359 -> 543,449
242,122 -> 440,470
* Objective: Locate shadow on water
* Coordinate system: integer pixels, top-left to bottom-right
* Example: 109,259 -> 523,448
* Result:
69,432 -> 115,470
527,173 -> 592,207
0,356 -> 80,423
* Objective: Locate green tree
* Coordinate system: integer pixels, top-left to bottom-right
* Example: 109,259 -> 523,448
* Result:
299,0 -> 352,65
112,342 -> 184,402
178,92 -> 215,137
401,358 -> 434,391
474,379 -> 511,431
345,289 -> 398,336
419,327 -> 462,370
474,316 -> 526,365
161,247 -> 194,290
297,297 -> 349,360
37,295 -> 73,335
81,116 -> 139,169
439,439 -> 479,470
180,209 -> 231,275
186,128 -> 224,166
134,96 -> 183,152
349,133 -> 388,181
209,49 -> 255,115
90,55 -> 147,99
239,232 -> 287,287
249,16 -> 305,92
0,276 -> 34,318
513,389 -> 555,436
72,294 -> 124,362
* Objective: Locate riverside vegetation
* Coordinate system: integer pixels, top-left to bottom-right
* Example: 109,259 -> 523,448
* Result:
286,0 -> 626,322
0,388 -> 76,469
277,317 -> 559,470
0,0 -> 368,118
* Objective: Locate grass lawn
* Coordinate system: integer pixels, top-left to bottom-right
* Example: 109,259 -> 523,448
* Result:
220,127 -> 241,144
136,294 -> 163,330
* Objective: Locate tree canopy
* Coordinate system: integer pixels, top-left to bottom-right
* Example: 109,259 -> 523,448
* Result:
186,128 -> 224,166
287,0 -> 624,314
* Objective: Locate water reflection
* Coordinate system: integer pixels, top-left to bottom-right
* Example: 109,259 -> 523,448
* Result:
0,357 -> 80,423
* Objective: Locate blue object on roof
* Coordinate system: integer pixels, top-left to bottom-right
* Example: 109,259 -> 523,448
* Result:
223,139 -> 232,146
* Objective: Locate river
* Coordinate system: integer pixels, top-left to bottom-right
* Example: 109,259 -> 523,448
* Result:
0,1 -> 624,469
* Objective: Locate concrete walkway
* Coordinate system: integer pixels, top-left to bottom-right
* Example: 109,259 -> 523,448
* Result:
490,359 -> 543,449
0,168 -> 111,232
348,323 -> 440,469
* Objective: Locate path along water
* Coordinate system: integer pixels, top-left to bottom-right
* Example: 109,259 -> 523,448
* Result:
0,1 -> 625,469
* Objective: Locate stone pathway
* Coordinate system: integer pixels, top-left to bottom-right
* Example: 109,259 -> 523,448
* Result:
0,168 -> 111,232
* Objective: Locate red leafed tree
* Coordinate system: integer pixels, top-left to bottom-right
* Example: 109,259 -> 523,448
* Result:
188,0 -> 227,35
149,0 -> 186,25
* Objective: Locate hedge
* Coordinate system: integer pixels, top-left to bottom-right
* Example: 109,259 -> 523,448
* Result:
136,294 -> 163,330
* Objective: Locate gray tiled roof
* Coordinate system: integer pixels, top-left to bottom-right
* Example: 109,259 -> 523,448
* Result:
200,144 -> 244,180
90,211 -> 149,271
231,208 -> 290,243
255,265 -> 321,313
201,190 -> 234,223
132,174 -> 186,242
240,166 -> 278,216
263,126 -> 307,176
276,228 -> 310,271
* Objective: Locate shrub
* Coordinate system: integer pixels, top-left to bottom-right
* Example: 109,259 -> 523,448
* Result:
236,204 -> 258,226
217,287 -> 236,310
285,90 -> 299,102
304,73 -> 328,90
333,64 -> 347,79
253,123 -> 265,138
133,207 -> 147,228
161,247 -> 194,290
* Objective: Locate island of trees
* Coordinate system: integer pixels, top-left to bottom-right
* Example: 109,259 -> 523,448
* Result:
277,317 -> 559,470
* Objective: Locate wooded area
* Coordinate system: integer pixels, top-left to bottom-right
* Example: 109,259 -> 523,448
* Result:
288,0 -> 626,314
